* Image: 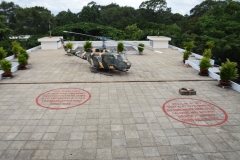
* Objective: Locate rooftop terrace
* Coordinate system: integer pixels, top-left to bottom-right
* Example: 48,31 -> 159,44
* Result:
0,43 -> 240,159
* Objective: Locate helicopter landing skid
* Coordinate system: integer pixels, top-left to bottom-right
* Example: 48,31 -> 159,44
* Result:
91,68 -> 113,76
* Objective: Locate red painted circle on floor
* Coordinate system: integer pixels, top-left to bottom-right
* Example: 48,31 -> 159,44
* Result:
36,88 -> 91,110
162,98 -> 228,127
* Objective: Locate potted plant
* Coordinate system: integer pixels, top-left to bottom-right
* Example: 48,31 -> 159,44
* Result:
66,42 -> 73,49
117,42 -> 124,53
199,57 -> 212,75
0,47 -> 6,61
0,59 -> 12,77
66,42 -> 73,56
18,54 -> 27,69
182,41 -> 195,63
219,59 -> 238,86
203,49 -> 212,59
12,41 -> 21,58
19,48 -> 29,64
84,41 -> 92,52
183,51 -> 190,63
138,43 -> 144,55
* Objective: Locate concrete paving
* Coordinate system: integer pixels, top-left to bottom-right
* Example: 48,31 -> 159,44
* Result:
0,47 -> 239,160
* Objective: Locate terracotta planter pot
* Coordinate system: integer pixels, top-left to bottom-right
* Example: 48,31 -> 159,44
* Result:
200,69 -> 208,74
18,64 -> 26,69
219,81 -> 231,86
2,72 -> 12,77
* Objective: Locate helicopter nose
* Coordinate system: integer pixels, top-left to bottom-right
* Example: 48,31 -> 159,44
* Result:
126,62 -> 131,69
117,62 -> 128,70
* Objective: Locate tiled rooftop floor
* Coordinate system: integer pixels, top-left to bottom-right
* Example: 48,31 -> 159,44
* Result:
0,47 -> 239,160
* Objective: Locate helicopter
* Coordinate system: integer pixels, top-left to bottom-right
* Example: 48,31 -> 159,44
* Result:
61,31 -> 162,73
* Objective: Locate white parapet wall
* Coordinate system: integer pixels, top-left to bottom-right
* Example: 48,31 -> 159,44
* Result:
147,36 -> 171,48
38,36 -> 63,50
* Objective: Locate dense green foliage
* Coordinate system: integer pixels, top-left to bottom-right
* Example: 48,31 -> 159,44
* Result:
117,42 -> 124,53
220,59 -> 239,82
0,47 -> 7,60
0,59 -> 12,72
18,53 -> 27,65
138,43 -> 145,52
0,0 -> 240,65
199,57 -> 211,70
66,42 -> 73,49
84,41 -> 92,52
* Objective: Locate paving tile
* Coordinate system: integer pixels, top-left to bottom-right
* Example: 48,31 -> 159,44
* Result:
82,139 -> 97,148
42,133 -> 57,140
8,141 -> 26,150
0,141 -> 12,150
81,148 -> 97,159
31,150 -> 50,159
52,141 -> 68,149
112,138 -> 126,148
38,141 -> 54,150
127,147 -> 144,158
192,153 -> 209,160
47,150 -> 65,160
96,148 -> 112,160
157,146 -> 175,156
64,149 -> 81,159
15,149 -> 34,160
143,147 -> 160,157
167,136 -> 184,145
126,138 -> 141,148
125,130 -> 139,139
206,152 -> 225,160
112,131 -> 125,139
0,149 -> 19,160
23,141 -> 40,149
112,147 -> 128,158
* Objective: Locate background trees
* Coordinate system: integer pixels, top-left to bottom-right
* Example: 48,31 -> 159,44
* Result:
0,0 -> 240,64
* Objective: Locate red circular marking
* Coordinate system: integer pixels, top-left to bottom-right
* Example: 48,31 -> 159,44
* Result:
162,98 -> 228,127
36,88 -> 91,110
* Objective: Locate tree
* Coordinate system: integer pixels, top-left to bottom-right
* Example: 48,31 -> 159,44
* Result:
124,24 -> 143,40
55,10 -> 78,26
0,1 -> 20,30
0,15 -> 12,40
78,1 -> 101,23
14,6 -> 55,35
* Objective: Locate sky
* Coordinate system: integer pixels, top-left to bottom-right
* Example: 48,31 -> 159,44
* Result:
2,0 -> 203,16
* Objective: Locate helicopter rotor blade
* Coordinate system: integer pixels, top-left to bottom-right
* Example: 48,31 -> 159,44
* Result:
63,31 -> 102,40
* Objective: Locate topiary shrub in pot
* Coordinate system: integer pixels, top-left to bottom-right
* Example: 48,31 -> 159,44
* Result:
0,47 -> 7,61
183,51 -> 190,63
138,43 -> 144,55
199,57 -> 212,76
182,41 -> 195,63
19,48 -> 29,64
203,49 -> 212,59
0,59 -> 12,77
11,41 -> 21,58
117,42 -> 124,53
18,54 -> 27,69
219,59 -> 238,86
66,42 -> 73,49
84,41 -> 92,52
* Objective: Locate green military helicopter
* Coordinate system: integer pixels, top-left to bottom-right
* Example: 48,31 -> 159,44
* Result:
61,31 -> 162,73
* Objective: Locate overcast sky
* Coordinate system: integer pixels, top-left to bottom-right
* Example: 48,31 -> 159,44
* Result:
3,0 -> 203,15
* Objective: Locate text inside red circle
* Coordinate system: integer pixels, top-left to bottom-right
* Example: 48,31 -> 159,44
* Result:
36,88 -> 91,110
162,98 -> 228,127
